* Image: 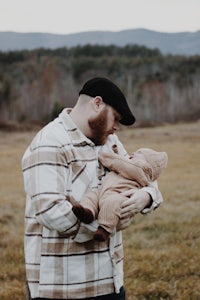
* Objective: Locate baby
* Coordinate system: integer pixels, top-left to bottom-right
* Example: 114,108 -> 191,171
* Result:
72,147 -> 168,241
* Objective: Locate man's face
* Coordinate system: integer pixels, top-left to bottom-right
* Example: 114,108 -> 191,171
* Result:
88,105 -> 121,145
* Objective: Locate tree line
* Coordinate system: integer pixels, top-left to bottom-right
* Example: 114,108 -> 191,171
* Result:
0,44 -> 200,126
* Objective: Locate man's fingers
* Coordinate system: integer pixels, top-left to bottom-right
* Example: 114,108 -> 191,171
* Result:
121,189 -> 135,197
120,205 -> 137,218
120,212 -> 135,219
121,198 -> 136,209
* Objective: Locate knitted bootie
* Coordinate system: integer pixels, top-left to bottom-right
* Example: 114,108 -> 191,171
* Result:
93,226 -> 110,242
72,203 -> 94,224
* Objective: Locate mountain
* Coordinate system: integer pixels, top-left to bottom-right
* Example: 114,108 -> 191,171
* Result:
0,28 -> 200,56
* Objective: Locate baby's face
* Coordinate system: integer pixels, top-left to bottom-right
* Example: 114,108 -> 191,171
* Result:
129,150 -> 146,161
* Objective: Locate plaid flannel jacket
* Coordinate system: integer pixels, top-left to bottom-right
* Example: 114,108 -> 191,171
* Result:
22,109 -> 162,299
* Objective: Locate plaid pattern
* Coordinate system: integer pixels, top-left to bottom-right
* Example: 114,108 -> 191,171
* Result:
22,109 -> 162,299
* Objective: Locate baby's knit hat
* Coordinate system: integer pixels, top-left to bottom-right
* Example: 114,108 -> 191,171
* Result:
136,148 -> 168,181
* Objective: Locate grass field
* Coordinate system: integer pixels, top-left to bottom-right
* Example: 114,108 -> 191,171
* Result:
0,120 -> 200,300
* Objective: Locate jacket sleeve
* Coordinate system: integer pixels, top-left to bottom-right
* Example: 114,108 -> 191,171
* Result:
22,144 -> 79,237
140,180 -> 163,213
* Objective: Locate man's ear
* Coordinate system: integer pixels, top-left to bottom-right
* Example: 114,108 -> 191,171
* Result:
92,96 -> 105,112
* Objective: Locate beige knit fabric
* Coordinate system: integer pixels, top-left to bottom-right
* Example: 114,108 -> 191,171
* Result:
134,148 -> 168,181
80,147 -> 168,234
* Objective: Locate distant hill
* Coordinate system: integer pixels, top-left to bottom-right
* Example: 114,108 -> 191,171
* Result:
0,28 -> 200,56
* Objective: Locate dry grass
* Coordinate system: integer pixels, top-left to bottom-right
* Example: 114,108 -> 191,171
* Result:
118,121 -> 200,300
0,130 -> 37,300
0,121 -> 200,300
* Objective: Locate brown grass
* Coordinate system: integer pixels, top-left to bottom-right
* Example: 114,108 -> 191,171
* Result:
0,121 -> 200,300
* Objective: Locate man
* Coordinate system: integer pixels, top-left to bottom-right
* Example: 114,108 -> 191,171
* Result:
22,77 -> 163,300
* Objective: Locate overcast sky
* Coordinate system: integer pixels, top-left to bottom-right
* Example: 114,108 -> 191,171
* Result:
1,0 -> 200,34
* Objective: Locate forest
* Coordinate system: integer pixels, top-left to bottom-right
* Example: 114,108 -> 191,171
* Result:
0,44 -> 200,126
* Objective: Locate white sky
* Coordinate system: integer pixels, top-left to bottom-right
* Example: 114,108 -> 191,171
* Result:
0,0 -> 200,34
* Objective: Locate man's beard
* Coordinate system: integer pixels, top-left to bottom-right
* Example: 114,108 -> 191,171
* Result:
88,108 -> 111,145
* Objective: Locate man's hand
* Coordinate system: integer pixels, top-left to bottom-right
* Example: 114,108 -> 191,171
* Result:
116,216 -> 133,231
120,189 -> 152,219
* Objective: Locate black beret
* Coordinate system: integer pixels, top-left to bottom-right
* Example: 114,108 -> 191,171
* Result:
79,77 -> 135,125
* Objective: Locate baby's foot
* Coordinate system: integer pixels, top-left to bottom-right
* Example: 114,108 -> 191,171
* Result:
72,203 -> 94,224
93,226 -> 110,242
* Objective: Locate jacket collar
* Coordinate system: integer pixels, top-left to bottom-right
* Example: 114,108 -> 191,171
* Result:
59,108 -> 95,147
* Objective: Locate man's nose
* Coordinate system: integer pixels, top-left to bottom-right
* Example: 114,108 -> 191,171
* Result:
113,122 -> 119,132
